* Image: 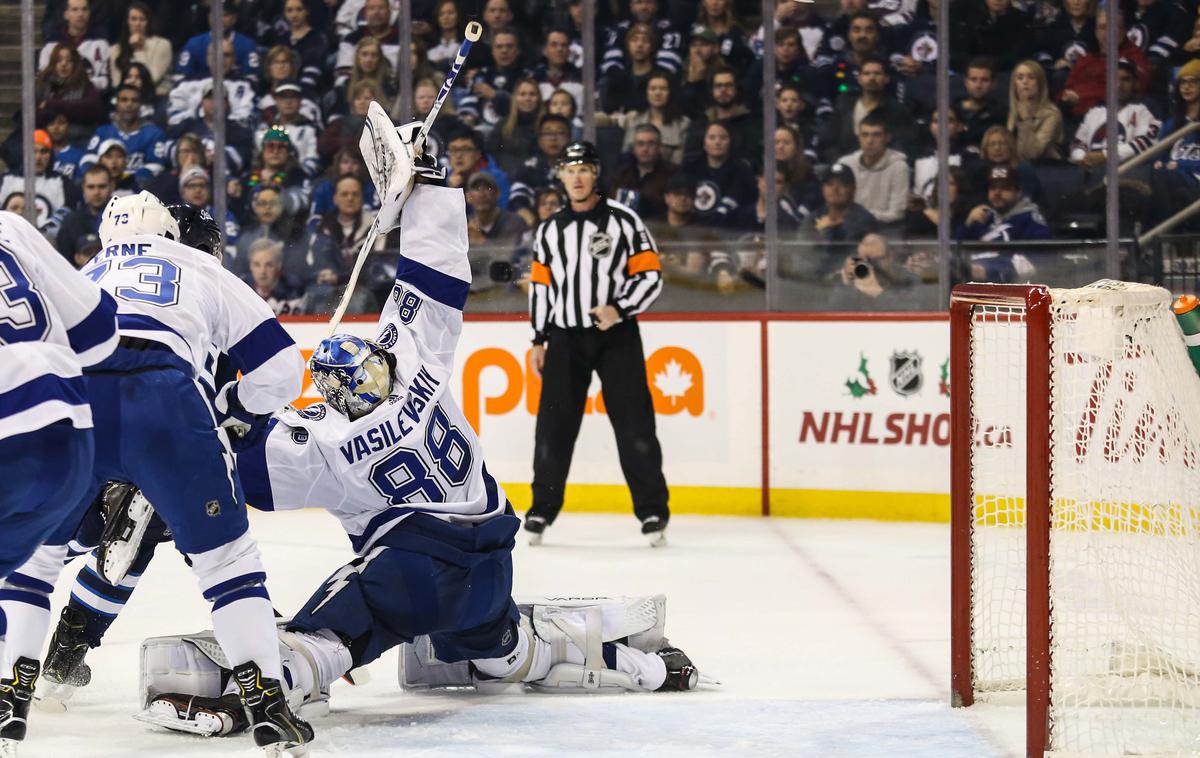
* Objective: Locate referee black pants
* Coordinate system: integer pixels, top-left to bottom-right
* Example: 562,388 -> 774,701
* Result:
529,320 -> 670,525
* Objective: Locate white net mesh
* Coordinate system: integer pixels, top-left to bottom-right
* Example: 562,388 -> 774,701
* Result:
967,281 -> 1200,756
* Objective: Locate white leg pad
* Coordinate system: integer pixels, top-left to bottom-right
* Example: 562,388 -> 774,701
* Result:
397,595 -> 667,691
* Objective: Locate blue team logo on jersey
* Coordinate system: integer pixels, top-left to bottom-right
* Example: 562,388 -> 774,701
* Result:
377,323 -> 399,350
296,404 -> 327,421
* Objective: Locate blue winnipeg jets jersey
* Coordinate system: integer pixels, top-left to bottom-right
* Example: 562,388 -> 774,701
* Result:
0,211 -> 118,440
237,185 -> 506,555
81,232 -> 303,416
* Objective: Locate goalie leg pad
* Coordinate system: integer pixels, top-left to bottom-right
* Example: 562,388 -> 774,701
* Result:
398,596 -> 668,691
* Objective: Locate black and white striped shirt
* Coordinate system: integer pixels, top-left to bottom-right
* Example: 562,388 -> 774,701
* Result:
529,198 -> 663,343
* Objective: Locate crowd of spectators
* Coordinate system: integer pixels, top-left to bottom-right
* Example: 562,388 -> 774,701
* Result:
5,0 -> 1200,311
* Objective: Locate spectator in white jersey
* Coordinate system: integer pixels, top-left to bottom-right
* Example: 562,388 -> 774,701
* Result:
1069,59 -> 1161,168
39,0 -> 111,91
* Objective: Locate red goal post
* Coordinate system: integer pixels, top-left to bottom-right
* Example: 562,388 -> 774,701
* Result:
949,281 -> 1200,758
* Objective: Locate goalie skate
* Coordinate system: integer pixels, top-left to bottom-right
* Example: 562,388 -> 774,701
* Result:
96,484 -> 154,585
135,693 -> 247,736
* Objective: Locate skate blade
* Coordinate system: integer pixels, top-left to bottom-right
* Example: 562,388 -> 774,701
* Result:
0,737 -> 18,758
34,680 -> 76,710
264,742 -> 310,757
698,673 -> 722,687
132,702 -> 229,736
527,532 -> 543,546
645,531 -> 667,548
99,492 -> 154,585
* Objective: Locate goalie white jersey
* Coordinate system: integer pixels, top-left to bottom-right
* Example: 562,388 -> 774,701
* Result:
0,211 -> 119,440
80,234 -> 303,416
238,186 -> 507,554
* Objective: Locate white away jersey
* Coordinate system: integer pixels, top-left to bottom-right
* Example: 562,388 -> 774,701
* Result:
238,186 -> 507,554
0,211 -> 118,439
80,233 -> 303,416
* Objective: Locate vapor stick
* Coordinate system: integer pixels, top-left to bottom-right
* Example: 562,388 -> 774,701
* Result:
325,21 -> 483,336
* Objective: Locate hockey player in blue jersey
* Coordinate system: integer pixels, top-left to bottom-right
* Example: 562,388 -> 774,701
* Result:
0,192 -> 313,756
121,124 -> 702,741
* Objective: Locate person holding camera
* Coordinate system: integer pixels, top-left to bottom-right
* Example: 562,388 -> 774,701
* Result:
836,233 -> 917,309
525,141 -> 671,547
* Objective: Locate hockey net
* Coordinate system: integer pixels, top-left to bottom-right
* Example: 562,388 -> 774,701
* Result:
950,281 -> 1200,757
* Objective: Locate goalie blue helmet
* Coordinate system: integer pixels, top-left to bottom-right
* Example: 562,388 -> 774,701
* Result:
310,334 -> 394,420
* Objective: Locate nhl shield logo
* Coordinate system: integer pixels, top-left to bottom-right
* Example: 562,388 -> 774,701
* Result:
889,351 -> 923,396
588,231 -> 612,258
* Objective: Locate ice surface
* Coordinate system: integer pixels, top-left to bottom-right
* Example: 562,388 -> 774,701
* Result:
14,510 -> 1025,757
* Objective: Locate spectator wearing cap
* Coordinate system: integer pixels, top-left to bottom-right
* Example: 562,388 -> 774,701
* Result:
608,124 -> 679,221
81,83 -> 166,188
957,165 -> 1051,243
620,71 -> 690,167
685,66 -> 761,164
801,163 -> 881,279
1008,59 -> 1065,163
444,130 -> 512,207
602,0 -> 684,76
231,127 -> 312,220
56,164 -> 112,265
955,57 -> 1008,150
38,0 -> 111,91
0,128 -> 82,240
166,82 -> 255,177
466,171 -> 529,292
178,165 -> 241,259
1069,58 -> 1160,168
168,38 -> 258,127
509,114 -> 573,226
334,0 -> 400,82
109,1 -> 172,96
683,120 -> 756,227
956,0 -> 1035,73
819,53 -> 918,162
1060,6 -> 1152,118
242,238 -> 308,315
836,111 -> 911,226
1151,60 -> 1200,225
647,173 -> 733,293
266,0 -> 331,93
175,0 -> 261,81
259,47 -> 322,126
36,43 -> 105,132
957,165 -> 1050,283
681,26 -> 723,117
255,81 -> 321,177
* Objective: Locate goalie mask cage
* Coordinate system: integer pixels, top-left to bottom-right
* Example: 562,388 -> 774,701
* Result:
949,281 -> 1200,758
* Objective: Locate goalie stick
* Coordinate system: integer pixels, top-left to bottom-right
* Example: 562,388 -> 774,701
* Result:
325,20 -> 484,336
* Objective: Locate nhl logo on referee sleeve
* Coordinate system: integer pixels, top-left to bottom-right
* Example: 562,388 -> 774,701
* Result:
588,231 -> 612,258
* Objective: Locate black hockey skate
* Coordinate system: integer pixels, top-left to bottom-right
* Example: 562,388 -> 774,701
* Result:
641,516 -> 668,548
654,647 -> 699,692
96,481 -> 154,585
141,692 -> 249,736
42,606 -> 93,689
233,661 -> 313,757
524,515 -> 548,546
0,657 -> 40,751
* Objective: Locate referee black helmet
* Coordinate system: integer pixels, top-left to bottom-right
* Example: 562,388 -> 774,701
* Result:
167,203 -> 223,260
557,140 -> 601,170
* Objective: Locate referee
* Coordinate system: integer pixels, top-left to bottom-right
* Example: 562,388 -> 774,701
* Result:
524,141 -> 670,547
